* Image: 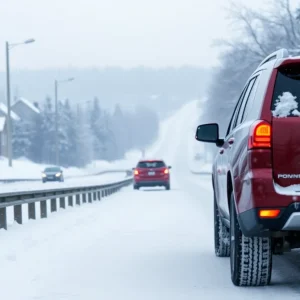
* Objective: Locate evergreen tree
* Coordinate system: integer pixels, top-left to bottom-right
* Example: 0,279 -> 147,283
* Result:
29,109 -> 43,163
41,97 -> 56,164
12,119 -> 33,159
89,97 -> 114,160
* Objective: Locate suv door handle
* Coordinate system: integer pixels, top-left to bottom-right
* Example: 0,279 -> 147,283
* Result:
228,138 -> 235,145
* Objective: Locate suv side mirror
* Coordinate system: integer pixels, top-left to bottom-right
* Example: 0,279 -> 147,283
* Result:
195,123 -> 224,146
168,166 -> 172,169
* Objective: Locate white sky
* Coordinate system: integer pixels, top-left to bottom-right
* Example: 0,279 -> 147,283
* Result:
0,0 -> 296,70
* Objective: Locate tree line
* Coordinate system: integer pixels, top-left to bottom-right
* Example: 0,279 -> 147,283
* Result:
12,97 -> 159,167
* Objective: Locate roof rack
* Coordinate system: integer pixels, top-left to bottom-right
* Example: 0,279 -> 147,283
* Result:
258,48 -> 289,67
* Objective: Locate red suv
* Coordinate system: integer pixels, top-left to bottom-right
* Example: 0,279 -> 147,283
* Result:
196,49 -> 300,287
133,160 -> 171,190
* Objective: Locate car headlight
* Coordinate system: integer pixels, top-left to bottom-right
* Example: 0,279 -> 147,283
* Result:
55,172 -> 62,177
42,173 -> 46,178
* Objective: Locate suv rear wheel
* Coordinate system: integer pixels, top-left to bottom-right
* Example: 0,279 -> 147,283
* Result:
214,192 -> 230,257
230,193 -> 272,286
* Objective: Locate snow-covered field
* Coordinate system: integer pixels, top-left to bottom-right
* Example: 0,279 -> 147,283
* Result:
0,172 -> 128,194
1,100 -> 300,299
0,150 -> 140,180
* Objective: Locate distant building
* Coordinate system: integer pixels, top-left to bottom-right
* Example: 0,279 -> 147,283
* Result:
12,97 -> 40,122
0,98 -> 40,158
0,102 -> 20,121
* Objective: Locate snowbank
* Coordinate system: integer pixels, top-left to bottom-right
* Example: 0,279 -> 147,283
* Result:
0,151 -> 141,180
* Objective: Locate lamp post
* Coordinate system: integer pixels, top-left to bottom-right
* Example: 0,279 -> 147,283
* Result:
5,38 -> 35,167
55,78 -> 74,165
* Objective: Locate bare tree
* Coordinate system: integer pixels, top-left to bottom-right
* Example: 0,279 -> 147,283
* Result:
200,0 -> 300,139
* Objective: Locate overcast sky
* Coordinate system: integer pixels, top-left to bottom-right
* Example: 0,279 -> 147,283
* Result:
0,0 -> 296,70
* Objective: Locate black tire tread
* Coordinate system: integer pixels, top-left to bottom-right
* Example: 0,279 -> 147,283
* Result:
214,193 -> 230,257
230,194 -> 272,286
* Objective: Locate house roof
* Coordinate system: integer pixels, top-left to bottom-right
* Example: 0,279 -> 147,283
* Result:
14,97 -> 40,114
0,117 -> 5,132
0,103 -> 20,121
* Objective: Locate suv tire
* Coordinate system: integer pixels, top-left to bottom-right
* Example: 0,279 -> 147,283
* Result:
230,193 -> 272,286
214,191 -> 230,257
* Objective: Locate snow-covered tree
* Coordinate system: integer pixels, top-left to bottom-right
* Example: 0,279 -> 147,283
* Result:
40,97 -> 56,164
12,119 -> 33,158
29,108 -> 43,163
201,0 -> 300,138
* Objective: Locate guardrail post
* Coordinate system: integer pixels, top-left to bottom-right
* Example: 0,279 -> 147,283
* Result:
68,196 -> 73,207
88,193 -> 92,203
0,207 -> 7,230
28,202 -> 36,220
93,192 -> 97,201
97,191 -> 101,201
40,200 -> 47,218
51,198 -> 57,212
82,193 -> 87,203
60,197 -> 65,209
101,190 -> 105,198
76,194 -> 80,205
14,204 -> 22,224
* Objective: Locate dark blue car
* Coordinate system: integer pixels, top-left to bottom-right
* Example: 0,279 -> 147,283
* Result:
42,167 -> 64,183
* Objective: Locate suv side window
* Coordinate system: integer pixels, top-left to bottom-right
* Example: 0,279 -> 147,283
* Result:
225,83 -> 250,136
240,75 -> 260,122
236,76 -> 259,125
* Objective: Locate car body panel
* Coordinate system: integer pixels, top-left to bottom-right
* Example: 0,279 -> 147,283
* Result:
133,160 -> 170,187
201,56 -> 300,236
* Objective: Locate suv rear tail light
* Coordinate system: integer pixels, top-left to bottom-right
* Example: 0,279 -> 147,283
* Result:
134,169 -> 139,175
164,169 -> 169,174
259,209 -> 280,218
248,120 -> 271,149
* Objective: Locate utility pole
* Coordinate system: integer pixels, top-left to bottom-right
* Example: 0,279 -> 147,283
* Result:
5,38 -> 35,167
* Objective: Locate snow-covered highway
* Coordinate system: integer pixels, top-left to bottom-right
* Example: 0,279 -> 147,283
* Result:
1,101 -> 300,299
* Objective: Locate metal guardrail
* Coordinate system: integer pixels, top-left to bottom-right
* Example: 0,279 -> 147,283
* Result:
0,169 -> 133,184
190,170 -> 212,175
0,177 -> 133,230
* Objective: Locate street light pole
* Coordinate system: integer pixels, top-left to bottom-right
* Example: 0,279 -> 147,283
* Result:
54,78 -> 74,166
5,38 -> 35,167
5,42 -> 12,167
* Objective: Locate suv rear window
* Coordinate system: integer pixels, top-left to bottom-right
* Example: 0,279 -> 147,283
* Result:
137,161 -> 166,168
272,66 -> 300,117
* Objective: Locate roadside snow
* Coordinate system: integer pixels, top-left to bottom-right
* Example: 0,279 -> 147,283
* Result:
0,150 -> 141,180
1,99 -> 300,299
0,172 -> 128,194
272,92 -> 300,117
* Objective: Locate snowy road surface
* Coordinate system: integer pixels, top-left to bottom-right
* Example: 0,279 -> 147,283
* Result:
1,101 -> 300,299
